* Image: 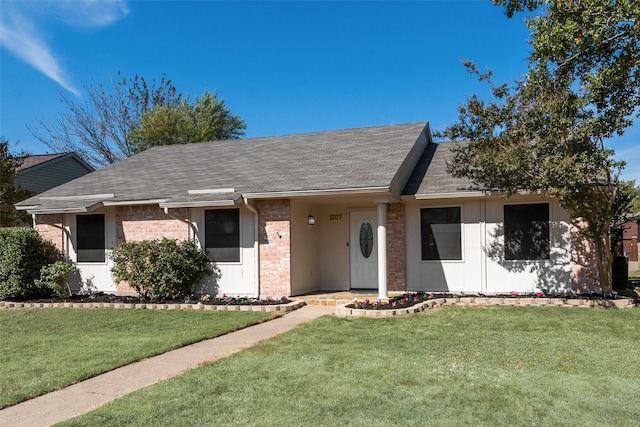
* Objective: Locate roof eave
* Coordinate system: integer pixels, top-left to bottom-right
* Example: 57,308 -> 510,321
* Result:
24,201 -> 104,215
159,199 -> 240,208
243,186 -> 391,199
404,191 -> 487,200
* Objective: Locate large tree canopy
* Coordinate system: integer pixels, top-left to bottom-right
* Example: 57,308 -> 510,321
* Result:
127,90 -> 246,154
439,0 -> 639,292
29,74 -> 245,168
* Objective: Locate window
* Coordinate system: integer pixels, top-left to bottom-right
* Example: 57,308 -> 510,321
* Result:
504,203 -> 549,260
205,209 -> 240,262
77,214 -> 106,262
421,207 -> 461,260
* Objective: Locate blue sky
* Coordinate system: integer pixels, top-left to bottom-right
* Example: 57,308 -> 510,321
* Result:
1,0 -> 638,182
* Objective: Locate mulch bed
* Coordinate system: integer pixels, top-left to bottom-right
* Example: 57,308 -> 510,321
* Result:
347,290 -> 640,310
4,293 -> 292,306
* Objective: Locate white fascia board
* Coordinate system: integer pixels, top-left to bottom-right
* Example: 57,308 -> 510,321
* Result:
159,200 -> 240,208
102,199 -> 168,206
243,186 -> 390,199
27,202 -> 104,214
410,191 -> 486,200
40,193 -> 115,201
188,188 -> 235,195
14,204 -> 39,211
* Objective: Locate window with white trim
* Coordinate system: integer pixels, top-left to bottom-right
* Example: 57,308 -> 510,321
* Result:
504,203 -> 550,260
420,207 -> 462,261
77,214 -> 106,262
205,209 -> 240,262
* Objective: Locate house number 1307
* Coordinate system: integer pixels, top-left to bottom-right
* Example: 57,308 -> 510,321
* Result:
329,214 -> 342,221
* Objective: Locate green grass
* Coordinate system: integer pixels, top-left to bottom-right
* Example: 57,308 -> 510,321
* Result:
61,306 -> 640,426
0,308 -> 272,408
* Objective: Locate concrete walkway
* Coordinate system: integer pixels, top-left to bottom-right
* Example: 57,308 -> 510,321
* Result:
0,304 -> 335,427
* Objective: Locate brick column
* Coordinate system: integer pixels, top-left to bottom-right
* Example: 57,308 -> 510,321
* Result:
386,203 -> 406,292
255,199 -> 291,297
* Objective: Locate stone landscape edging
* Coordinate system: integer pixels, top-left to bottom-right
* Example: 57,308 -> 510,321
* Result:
336,296 -> 637,317
0,299 -> 306,313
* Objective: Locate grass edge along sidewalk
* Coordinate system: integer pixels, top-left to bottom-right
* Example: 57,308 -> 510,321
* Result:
0,305 -> 333,427
60,306 -> 640,427
0,308 -> 275,409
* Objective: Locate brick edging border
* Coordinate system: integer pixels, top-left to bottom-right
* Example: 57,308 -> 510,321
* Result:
0,300 -> 306,313
336,296 -> 637,317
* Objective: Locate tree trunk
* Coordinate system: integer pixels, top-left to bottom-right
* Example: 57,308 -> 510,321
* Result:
594,232 -> 613,294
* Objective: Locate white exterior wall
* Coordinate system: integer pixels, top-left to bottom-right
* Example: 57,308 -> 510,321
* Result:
290,200 -> 319,295
192,206 -> 257,297
66,208 -> 117,293
405,199 -> 483,293
405,195 -> 572,294
484,196 -> 572,293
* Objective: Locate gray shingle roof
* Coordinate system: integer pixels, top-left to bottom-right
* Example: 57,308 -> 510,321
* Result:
17,122 -> 428,212
403,141 -> 477,196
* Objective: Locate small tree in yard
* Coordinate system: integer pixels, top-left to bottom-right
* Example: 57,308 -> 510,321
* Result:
438,0 -> 640,293
110,238 -> 213,301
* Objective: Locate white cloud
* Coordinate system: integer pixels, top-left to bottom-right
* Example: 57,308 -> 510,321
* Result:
41,0 -> 130,28
0,1 -> 130,96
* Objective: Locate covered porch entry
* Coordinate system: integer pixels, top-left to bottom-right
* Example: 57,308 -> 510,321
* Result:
288,197 -> 401,300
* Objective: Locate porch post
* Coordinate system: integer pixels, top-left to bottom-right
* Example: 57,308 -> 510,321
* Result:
377,202 -> 388,300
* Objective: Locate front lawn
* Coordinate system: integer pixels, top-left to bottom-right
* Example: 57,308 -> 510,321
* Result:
62,306 -> 640,426
0,308 -> 272,408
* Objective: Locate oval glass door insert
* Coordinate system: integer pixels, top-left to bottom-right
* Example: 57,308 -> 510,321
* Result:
359,220 -> 374,258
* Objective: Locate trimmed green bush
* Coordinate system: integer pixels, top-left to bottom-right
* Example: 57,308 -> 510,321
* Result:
35,261 -> 77,296
0,227 -> 65,299
110,238 -> 212,301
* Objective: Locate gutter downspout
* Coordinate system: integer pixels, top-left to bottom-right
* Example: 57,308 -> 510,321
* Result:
163,207 -> 197,240
243,196 -> 260,298
33,213 -> 70,257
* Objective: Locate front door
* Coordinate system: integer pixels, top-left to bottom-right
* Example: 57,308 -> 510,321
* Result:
350,210 -> 378,289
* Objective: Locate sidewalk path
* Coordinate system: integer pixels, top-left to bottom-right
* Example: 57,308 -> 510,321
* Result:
0,304 -> 334,427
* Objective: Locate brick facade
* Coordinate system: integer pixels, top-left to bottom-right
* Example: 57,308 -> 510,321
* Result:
34,214 -> 65,253
570,221 -> 598,291
116,206 -> 189,243
255,199 -> 291,297
386,203 -> 406,291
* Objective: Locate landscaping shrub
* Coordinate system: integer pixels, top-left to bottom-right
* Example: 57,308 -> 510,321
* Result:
35,261 -> 77,296
0,227 -> 69,299
110,238 -> 212,301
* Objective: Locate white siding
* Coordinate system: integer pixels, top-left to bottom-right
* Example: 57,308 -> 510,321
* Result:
66,208 -> 117,293
192,206 -> 257,297
290,200 -> 319,295
405,195 -> 572,294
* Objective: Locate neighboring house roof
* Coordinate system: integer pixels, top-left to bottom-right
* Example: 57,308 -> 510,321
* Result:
16,123 -> 431,213
16,153 -> 67,171
16,152 -> 94,173
14,152 -> 95,195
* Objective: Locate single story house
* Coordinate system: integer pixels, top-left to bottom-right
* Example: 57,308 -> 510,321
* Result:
16,122 -> 595,298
